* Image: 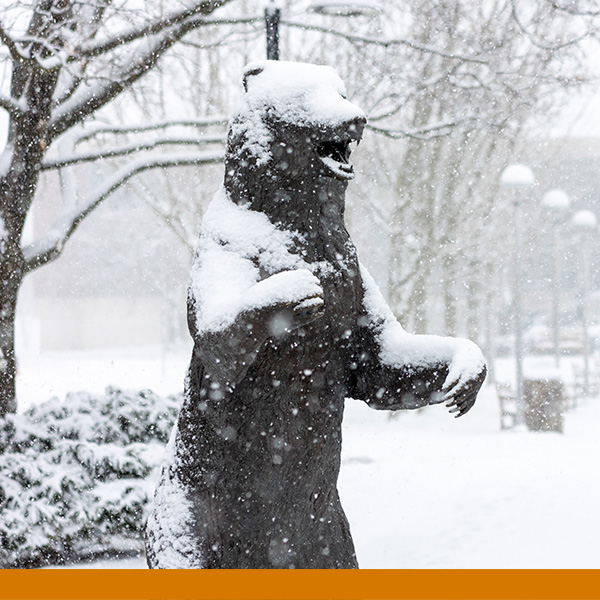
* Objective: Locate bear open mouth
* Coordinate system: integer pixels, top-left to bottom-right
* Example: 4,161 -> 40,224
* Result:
316,139 -> 355,180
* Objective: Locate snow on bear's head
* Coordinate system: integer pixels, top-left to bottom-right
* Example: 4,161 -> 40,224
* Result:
227,61 -> 366,181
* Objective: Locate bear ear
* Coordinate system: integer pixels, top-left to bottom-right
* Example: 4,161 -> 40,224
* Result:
243,66 -> 265,92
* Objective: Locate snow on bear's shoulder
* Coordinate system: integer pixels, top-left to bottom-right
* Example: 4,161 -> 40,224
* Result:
200,187 -> 300,265
189,188 -> 310,334
360,263 -> 485,382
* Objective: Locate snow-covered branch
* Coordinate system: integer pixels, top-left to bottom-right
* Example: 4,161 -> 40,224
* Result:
197,16 -> 261,26
72,117 -> 229,144
22,150 -> 223,271
11,33 -> 75,71
367,119 -> 476,141
41,135 -> 226,170
47,37 -> 174,139
0,93 -> 25,117
47,4 -> 230,141
282,20 -> 489,65
75,0 -> 228,58
510,0 -> 588,50
548,1 -> 600,17
0,21 -> 28,63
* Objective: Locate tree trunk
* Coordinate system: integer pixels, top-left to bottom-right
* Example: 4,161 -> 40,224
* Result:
0,122 -> 46,417
0,239 -> 24,418
466,260 -> 482,342
0,4 -> 69,417
484,286 -> 496,385
409,267 -> 429,334
443,253 -> 457,336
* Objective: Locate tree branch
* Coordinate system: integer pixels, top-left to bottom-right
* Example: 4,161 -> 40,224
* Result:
0,93 -> 25,118
282,20 -> 490,64
47,1 -> 230,141
0,21 -> 28,63
549,1 -> 600,17
41,135 -> 226,170
75,0 -> 229,58
127,178 -> 195,252
72,116 -> 229,144
47,39 -> 180,139
22,150 -> 224,272
510,0 -> 588,50
367,119 -> 475,140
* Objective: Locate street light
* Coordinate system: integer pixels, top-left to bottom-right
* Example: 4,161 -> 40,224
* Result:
264,0 -> 383,60
500,163 -> 536,423
541,189 -> 570,367
264,1 -> 281,60
571,209 -> 598,396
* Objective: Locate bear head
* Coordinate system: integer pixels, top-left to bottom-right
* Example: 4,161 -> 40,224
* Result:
224,61 -> 366,220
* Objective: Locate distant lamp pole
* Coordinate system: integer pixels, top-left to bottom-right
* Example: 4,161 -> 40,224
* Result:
265,1 -> 281,60
571,209 -> 598,395
541,189 -> 570,367
265,1 -> 383,60
500,164 -> 536,421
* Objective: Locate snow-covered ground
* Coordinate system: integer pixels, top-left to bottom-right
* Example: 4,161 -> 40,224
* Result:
17,347 -> 600,569
341,383 -> 600,568
17,346 -> 192,410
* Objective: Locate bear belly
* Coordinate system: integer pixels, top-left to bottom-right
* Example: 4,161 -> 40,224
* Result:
178,308 -> 358,568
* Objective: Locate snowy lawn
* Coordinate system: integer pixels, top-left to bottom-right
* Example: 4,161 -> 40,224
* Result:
17,348 -> 600,569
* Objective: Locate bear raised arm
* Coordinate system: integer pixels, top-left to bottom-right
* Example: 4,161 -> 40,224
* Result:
146,61 -> 486,570
349,265 -> 486,416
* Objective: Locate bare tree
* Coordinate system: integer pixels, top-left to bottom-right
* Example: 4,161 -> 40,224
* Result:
0,0 -> 235,416
115,0 -> 599,346
1,0 -> 597,417
289,0 -> 597,339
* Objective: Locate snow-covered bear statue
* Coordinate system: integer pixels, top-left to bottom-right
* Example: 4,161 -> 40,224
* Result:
146,61 -> 486,569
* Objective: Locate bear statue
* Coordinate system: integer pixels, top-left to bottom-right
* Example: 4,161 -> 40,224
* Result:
146,61 -> 486,569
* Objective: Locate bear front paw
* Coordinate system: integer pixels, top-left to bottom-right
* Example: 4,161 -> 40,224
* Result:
244,269 -> 325,338
293,295 -> 326,326
266,282 -> 325,337
443,363 -> 487,418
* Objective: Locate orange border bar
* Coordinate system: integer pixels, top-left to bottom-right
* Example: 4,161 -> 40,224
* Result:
1,570 -> 599,600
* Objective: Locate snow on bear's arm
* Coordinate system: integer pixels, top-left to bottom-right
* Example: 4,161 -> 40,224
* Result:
190,188 -> 314,334
244,269 -> 322,309
360,264 -> 485,391
191,237 -> 258,333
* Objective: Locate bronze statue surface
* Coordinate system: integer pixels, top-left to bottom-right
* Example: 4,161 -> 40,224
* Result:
146,61 -> 486,569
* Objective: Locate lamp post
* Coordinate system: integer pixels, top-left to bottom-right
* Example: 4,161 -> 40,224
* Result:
264,1 -> 281,60
264,1 -> 382,60
541,189 -> 570,367
500,164 -> 536,422
571,209 -> 598,396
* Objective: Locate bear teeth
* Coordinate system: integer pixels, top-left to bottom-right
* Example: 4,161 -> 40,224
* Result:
316,140 -> 355,180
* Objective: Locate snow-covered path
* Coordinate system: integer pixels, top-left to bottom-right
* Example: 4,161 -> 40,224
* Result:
19,348 -> 599,569
340,385 -> 600,568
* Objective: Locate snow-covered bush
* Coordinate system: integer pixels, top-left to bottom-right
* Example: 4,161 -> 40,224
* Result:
0,388 -> 179,568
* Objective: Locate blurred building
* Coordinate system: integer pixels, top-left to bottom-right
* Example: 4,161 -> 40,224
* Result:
16,167 -> 202,353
